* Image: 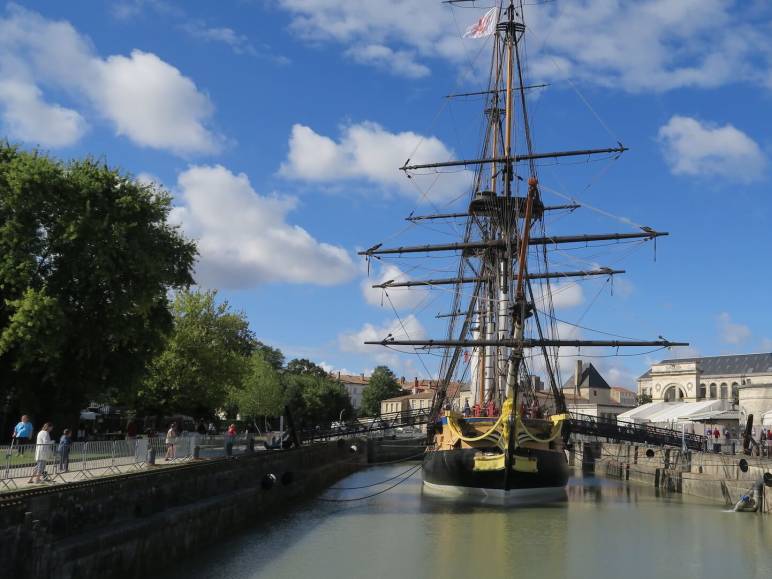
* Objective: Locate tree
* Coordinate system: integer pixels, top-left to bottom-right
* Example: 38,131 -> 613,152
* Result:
283,373 -> 352,426
136,290 -> 255,417
0,145 -> 196,428
255,341 -> 284,370
286,358 -> 329,378
636,392 -> 653,405
228,352 -> 285,420
361,366 -> 403,416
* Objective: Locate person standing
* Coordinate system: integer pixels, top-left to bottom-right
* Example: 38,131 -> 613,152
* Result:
12,415 -> 34,455
28,423 -> 53,484
165,423 -> 178,461
224,424 -> 237,458
58,429 -> 72,472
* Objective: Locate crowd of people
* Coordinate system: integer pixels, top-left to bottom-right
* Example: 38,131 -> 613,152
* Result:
10,414 -> 246,483
11,416 -> 73,483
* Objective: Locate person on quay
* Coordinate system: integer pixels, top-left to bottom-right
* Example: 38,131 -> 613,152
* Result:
29,423 -> 54,484
12,414 -> 34,455
58,429 -> 72,473
225,423 -> 237,458
165,422 -> 178,461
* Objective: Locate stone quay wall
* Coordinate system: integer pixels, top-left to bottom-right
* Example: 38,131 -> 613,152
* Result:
0,440 -> 366,579
574,440 -> 772,513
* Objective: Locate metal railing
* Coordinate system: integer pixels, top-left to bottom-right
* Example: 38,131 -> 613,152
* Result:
1,437 -> 196,490
301,407 -> 434,443
569,413 -> 706,451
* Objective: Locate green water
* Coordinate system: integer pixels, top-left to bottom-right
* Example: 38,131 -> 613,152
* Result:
167,464 -> 772,579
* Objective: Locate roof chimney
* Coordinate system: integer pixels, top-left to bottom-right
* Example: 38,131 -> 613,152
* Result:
575,360 -> 583,394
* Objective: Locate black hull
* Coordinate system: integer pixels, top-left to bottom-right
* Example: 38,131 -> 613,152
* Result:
422,447 -> 569,493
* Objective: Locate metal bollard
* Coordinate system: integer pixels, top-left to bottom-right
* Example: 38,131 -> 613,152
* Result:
146,445 -> 156,465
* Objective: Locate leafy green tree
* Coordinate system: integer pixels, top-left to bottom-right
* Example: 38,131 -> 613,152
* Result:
283,373 -> 352,426
636,392 -> 653,405
136,290 -> 254,416
228,351 -> 285,420
0,144 -> 195,427
255,341 -> 284,370
361,366 -> 403,416
286,358 -> 329,378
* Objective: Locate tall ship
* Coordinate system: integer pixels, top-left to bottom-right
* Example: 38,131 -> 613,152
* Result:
360,1 -> 686,504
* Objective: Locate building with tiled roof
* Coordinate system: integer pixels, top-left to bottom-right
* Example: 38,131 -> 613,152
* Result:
559,361 -> 636,421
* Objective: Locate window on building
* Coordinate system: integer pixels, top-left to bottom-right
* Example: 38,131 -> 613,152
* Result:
731,383 -> 739,402
720,383 -> 728,399
710,383 -> 717,399
698,383 -> 706,400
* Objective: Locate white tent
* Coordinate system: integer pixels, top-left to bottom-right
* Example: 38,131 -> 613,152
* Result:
617,399 -> 727,427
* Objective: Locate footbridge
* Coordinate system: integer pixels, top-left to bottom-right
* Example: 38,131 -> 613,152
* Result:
301,409 -> 706,451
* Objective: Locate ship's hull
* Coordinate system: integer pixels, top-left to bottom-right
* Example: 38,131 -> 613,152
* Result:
422,447 -> 569,505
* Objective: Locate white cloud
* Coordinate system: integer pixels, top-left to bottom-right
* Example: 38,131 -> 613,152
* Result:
172,164 -> 357,288
279,121 -> 471,203
339,314 -> 426,354
338,314 -> 428,376
533,281 -> 584,310
319,361 -> 354,376
277,0 -> 772,92
345,44 -> 429,78
181,21 -> 256,55
717,312 -> 751,345
658,115 -> 766,182
95,50 -> 220,155
0,78 -> 86,146
361,263 -> 428,311
0,5 -> 220,154
277,0 -> 466,78
135,172 -> 163,188
761,338 -> 772,351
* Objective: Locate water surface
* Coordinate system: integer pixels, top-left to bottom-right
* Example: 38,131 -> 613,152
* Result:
166,463 -> 772,579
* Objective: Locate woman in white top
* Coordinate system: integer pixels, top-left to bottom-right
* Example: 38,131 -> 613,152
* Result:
165,422 -> 178,461
29,422 -> 54,484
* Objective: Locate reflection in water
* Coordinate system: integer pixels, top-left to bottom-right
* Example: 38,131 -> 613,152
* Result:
165,464 -> 772,579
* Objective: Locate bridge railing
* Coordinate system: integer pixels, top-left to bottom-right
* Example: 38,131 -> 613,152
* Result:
300,407 -> 433,443
568,413 -> 706,451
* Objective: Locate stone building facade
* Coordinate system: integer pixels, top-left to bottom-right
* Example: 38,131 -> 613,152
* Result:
636,353 -> 772,424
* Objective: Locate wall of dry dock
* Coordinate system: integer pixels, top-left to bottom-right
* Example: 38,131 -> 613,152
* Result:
578,440 -> 772,513
0,440 -> 366,579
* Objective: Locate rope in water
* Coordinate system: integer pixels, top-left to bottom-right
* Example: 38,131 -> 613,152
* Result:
316,464 -> 423,502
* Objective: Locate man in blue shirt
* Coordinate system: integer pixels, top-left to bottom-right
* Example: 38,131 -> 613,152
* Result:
12,415 -> 34,455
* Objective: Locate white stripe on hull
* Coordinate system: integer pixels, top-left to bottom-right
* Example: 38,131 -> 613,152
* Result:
423,480 -> 567,506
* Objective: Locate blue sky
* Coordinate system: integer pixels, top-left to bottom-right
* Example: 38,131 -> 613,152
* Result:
2,1 -> 771,387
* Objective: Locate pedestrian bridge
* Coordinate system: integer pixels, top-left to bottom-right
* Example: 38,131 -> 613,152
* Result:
301,408 -> 707,451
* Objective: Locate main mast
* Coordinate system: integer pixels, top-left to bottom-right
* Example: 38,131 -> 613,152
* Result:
363,2 -> 687,466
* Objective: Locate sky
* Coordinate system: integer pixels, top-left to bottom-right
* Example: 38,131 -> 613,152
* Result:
1,0 -> 771,388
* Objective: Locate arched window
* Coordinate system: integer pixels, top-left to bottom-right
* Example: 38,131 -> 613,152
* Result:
698,383 -> 706,400
720,383 -> 728,399
731,383 -> 739,401
710,383 -> 717,399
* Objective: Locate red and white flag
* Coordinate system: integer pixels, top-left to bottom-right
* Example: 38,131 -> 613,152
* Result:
463,7 -> 499,39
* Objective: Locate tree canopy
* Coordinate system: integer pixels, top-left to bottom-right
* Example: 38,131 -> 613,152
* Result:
361,365 -> 403,416
0,144 -> 196,426
136,289 -> 255,417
